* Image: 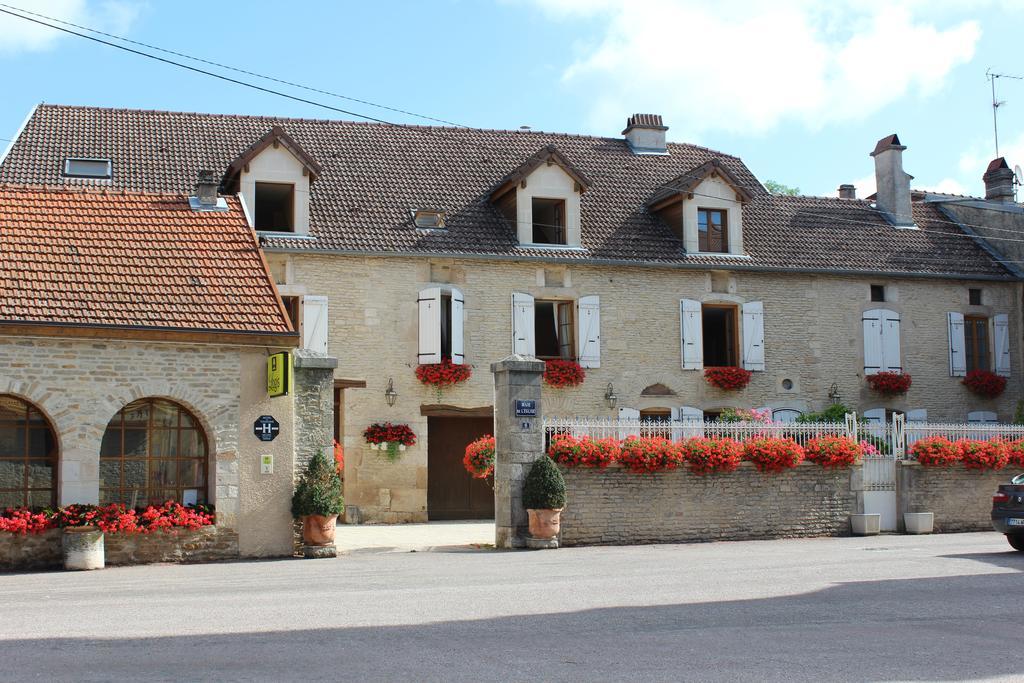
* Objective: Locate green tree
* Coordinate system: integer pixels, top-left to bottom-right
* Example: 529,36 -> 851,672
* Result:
764,179 -> 800,196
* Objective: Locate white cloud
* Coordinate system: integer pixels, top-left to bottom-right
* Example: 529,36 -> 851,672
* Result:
919,177 -> 968,195
530,0 -> 981,138
0,1 -> 142,55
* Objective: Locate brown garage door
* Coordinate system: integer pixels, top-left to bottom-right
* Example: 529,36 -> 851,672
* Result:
427,416 -> 495,520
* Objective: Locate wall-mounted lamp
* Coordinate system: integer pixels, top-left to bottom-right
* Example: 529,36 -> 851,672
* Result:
604,382 -> 618,410
384,377 -> 398,407
828,382 -> 841,405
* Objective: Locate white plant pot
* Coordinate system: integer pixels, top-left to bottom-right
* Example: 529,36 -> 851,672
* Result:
399,444 -> 406,452
62,527 -> 104,570
903,512 -> 934,535
850,513 -> 881,536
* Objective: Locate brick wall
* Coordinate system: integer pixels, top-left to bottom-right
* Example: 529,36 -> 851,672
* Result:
897,461 -> 1009,533
558,462 -> 856,546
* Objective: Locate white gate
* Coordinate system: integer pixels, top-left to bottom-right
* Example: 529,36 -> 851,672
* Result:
861,412 -> 900,531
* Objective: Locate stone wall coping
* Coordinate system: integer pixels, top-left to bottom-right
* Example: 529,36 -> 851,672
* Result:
293,351 -> 339,369
559,461 -> 845,474
491,355 -> 546,373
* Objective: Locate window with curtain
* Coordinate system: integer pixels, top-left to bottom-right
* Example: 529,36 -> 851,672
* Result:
99,398 -> 208,507
0,395 -> 57,508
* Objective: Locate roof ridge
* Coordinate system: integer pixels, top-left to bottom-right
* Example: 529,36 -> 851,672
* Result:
0,182 -> 210,200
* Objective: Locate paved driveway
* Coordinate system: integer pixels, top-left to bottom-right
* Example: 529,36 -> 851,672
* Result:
1,532 -> 1022,682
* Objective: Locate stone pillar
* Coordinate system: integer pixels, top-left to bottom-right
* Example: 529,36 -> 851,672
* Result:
292,350 -> 338,475
491,355 -> 545,549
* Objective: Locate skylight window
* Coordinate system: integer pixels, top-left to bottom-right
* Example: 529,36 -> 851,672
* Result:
412,209 -> 446,229
63,158 -> 112,179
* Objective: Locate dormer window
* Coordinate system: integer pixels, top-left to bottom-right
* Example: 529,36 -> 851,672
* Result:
412,209 -> 446,229
255,182 -> 295,232
63,158 -> 111,179
532,198 -> 566,244
697,208 -> 727,253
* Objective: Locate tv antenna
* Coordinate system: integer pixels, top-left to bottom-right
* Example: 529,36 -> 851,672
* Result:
987,69 -> 1024,157
1015,164 -> 1023,202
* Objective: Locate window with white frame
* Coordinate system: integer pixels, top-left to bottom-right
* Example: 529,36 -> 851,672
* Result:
947,312 -> 1009,377
511,292 -> 600,367
418,287 -> 464,364
680,299 -> 764,371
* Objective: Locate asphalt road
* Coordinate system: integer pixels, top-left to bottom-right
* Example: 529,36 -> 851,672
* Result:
1,532 -> 1022,682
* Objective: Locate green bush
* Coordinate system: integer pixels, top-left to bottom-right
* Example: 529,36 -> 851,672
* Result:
522,456 -> 567,510
796,403 -> 850,423
291,448 -> 344,518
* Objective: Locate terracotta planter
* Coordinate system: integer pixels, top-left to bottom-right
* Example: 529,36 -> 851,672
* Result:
302,514 -> 338,546
62,526 -> 105,570
527,508 -> 563,540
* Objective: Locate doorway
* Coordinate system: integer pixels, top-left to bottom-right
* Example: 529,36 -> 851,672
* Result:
427,416 -> 495,520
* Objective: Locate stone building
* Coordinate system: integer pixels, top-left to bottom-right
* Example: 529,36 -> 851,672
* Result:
2,106 -> 1020,524
0,185 -> 299,557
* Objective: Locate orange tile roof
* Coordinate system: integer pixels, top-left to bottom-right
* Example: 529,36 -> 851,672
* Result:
0,186 -> 293,336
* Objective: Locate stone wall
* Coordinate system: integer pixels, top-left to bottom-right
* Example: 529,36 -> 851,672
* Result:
559,462 -> 856,546
897,462 -> 1010,533
0,529 -> 62,571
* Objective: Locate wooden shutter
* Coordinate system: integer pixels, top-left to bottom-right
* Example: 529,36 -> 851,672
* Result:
577,295 -> 601,368
417,287 -> 442,364
301,295 -> 329,355
994,313 -> 1010,377
741,301 -> 765,371
450,288 -> 465,365
511,292 -> 536,357
862,310 -> 883,374
617,407 -> 640,440
680,299 -> 703,370
881,309 -> 902,372
947,312 -> 966,377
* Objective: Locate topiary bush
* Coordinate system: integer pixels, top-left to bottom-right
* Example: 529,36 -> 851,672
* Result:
522,456 -> 567,510
291,448 -> 344,518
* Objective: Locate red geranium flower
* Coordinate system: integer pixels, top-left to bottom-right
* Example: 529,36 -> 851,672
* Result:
704,366 -> 752,391
865,372 -> 912,396
962,369 -> 1007,398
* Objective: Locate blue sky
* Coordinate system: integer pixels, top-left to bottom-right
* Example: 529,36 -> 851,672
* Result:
0,0 -> 1021,198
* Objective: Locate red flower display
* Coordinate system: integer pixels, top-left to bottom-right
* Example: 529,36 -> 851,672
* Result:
548,434 -> 620,468
956,439 -> 1009,470
1008,439 -> 1024,467
742,437 -> 805,473
680,437 -> 743,475
865,371 -> 912,396
333,440 -> 344,476
962,369 -> 1007,398
463,435 -> 496,479
804,435 -> 863,469
0,508 -> 53,534
704,366 -> 753,391
911,436 -> 958,467
543,360 -> 586,388
415,357 -> 472,390
1,502 -> 215,535
618,437 -> 684,473
363,422 -> 417,446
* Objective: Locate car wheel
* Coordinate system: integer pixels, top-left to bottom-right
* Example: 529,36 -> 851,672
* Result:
1007,535 -> 1024,552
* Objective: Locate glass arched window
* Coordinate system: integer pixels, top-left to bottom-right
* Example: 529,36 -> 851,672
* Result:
0,395 -> 58,508
99,398 -> 208,507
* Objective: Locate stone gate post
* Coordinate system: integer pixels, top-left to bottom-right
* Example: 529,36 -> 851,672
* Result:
292,349 -> 338,474
491,355 -> 546,549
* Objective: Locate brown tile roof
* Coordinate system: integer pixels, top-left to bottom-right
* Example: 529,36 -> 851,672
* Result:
0,104 -> 1012,279
0,186 -> 293,335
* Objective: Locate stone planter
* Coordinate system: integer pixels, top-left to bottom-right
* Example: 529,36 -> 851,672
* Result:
850,513 -> 881,536
903,512 -> 934,535
526,508 -> 562,549
62,527 -> 104,570
301,514 -> 338,558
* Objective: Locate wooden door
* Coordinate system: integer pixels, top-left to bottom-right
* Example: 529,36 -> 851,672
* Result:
427,416 -> 495,520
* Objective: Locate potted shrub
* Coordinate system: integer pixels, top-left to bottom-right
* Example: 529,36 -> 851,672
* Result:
292,448 -> 344,556
522,456 -> 566,549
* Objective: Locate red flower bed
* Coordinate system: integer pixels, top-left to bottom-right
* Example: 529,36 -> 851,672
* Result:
415,357 -> 472,389
543,359 -> 586,388
804,435 -> 863,469
911,436 -> 959,467
2,502 -> 215,535
704,366 -> 752,391
463,435 -> 496,479
618,437 -> 684,473
742,437 -> 804,473
548,434 -> 620,469
962,369 -> 1007,398
363,422 -> 417,446
680,437 -> 743,475
956,439 -> 1009,470
1008,439 -> 1024,467
865,371 -> 912,396
0,508 -> 53,534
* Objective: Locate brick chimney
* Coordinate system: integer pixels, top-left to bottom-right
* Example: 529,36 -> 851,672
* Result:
870,133 -> 914,227
195,170 -> 219,207
838,184 -> 856,200
983,157 -> 1015,203
622,114 -> 668,155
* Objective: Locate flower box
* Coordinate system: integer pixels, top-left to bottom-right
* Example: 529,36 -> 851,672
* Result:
704,366 -> 752,391
543,360 -> 585,388
416,357 -> 472,399
903,512 -> 934,535
850,513 -> 881,536
865,371 -> 912,396
962,369 -> 1007,398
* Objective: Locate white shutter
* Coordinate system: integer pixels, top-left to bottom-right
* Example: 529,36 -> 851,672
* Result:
617,407 -> 640,440
301,295 -> 328,355
947,312 -> 966,377
881,309 -> 902,372
906,409 -> 927,422
994,313 -> 1010,377
862,408 -> 886,424
679,406 -> 704,438
863,310 -> 883,374
968,410 -> 998,424
450,288 -> 465,365
680,299 -> 703,370
576,295 -> 601,368
417,287 -> 442,364
741,301 -> 765,371
511,292 -> 535,357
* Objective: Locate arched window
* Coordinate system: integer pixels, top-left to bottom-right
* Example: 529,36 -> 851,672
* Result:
100,398 -> 208,507
0,395 -> 58,508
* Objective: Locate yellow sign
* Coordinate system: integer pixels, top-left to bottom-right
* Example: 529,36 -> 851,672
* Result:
267,351 -> 290,397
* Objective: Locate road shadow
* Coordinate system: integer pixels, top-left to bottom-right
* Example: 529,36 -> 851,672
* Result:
940,548 -> 1024,572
